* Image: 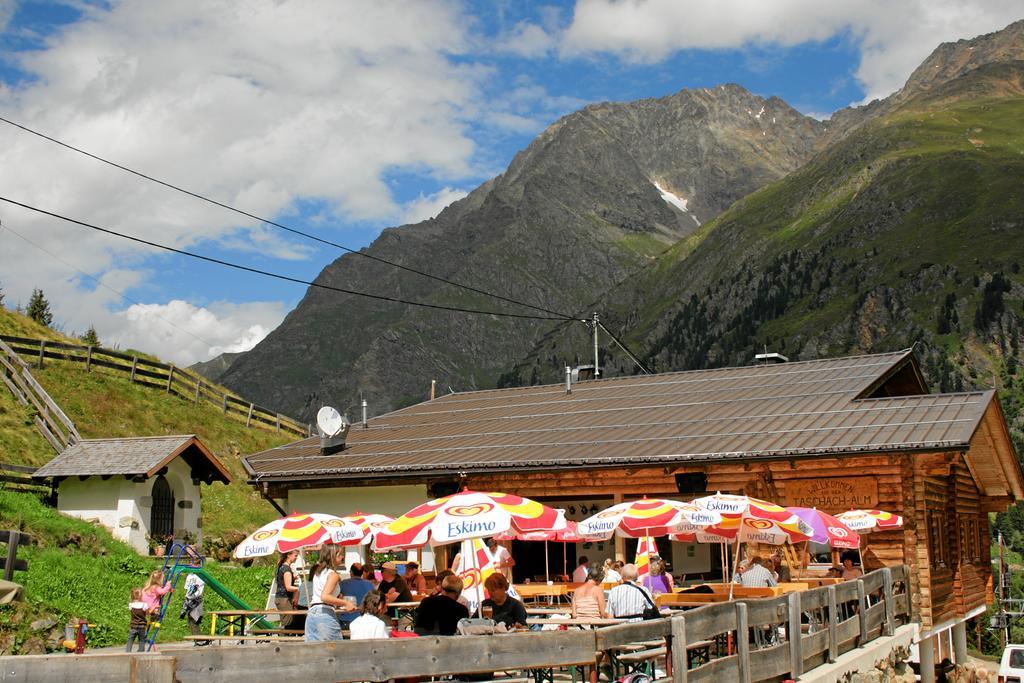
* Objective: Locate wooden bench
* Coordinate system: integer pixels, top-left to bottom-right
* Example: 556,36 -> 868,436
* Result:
249,628 -> 304,636
182,635 -> 303,644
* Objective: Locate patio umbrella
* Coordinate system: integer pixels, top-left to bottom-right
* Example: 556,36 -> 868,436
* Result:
233,512 -> 365,558
836,509 -> 904,571
341,512 -> 396,546
786,508 -> 860,549
232,512 -> 365,608
578,498 -> 721,539
493,513 -> 582,582
635,536 -> 658,580
689,493 -> 813,598
579,498 -> 721,589
785,507 -> 859,578
456,537 -> 499,613
375,489 -> 565,615
375,489 -> 565,550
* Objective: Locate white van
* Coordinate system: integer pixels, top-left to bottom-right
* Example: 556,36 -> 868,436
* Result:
999,644 -> 1024,682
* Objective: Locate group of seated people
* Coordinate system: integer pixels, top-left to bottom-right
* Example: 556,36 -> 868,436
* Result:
301,546 -> 867,641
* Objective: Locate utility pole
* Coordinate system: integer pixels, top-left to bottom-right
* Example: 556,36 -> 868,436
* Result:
1000,531 -> 1008,649
592,312 -> 601,377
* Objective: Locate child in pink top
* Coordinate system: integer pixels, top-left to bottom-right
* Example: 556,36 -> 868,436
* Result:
142,569 -> 173,613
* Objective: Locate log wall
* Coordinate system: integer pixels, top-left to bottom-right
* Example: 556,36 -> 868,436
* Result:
470,448 -> 998,629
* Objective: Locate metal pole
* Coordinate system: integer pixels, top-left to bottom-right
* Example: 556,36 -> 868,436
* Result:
592,312 -> 600,377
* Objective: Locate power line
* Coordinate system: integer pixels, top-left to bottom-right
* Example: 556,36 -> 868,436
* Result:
0,115 -> 576,320
598,321 -> 651,375
0,196 -> 569,321
0,220 -> 220,349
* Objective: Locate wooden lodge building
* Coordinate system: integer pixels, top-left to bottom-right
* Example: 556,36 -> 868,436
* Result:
244,349 -> 1024,660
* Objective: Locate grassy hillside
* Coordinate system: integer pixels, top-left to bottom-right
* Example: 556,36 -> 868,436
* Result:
0,307 -> 294,652
0,306 -> 294,540
0,489 -> 272,653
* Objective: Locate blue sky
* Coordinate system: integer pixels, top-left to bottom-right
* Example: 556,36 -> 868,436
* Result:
0,0 -> 1019,364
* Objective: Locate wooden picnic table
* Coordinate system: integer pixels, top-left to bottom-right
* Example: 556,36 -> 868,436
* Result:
525,617 -> 625,627
525,607 -> 572,615
210,609 -> 306,636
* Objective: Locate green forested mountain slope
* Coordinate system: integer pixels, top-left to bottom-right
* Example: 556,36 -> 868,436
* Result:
506,62 -> 1024,456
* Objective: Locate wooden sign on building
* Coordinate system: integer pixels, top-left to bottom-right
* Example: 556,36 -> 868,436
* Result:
786,477 -> 879,512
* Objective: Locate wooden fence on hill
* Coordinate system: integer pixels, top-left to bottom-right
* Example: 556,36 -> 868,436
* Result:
0,566 -> 914,683
0,337 -> 81,452
0,335 -> 310,439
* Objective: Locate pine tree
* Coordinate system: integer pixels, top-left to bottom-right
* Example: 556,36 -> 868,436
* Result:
81,326 -> 100,347
26,289 -> 53,327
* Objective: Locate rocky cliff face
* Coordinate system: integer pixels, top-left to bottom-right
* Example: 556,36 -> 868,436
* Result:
502,31 -> 1024,461
220,85 -> 824,419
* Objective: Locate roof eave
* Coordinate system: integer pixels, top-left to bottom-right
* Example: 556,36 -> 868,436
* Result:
248,441 -> 968,487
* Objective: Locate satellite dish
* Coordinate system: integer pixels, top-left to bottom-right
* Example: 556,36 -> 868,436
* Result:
316,406 -> 349,438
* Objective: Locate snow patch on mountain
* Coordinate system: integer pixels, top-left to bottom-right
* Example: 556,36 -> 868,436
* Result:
654,181 -> 701,226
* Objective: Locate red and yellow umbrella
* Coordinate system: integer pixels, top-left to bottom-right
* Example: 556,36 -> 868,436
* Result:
232,513 -> 364,559
339,512 -> 395,546
374,489 -> 564,549
836,509 -> 904,533
687,493 -> 812,545
578,498 -> 722,539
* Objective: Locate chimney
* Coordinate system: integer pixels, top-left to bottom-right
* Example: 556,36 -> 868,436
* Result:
430,379 -> 436,401
754,352 -> 789,365
565,366 -> 572,394
362,399 -> 368,428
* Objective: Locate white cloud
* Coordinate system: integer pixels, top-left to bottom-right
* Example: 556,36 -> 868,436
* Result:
559,0 -> 1024,103
494,20 -> 557,58
0,1 -> 482,355
401,187 -> 470,224
117,299 -> 286,367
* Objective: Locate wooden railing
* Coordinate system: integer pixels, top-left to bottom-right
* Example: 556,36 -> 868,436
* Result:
0,335 -> 310,439
0,338 -> 81,452
0,462 -> 51,496
0,566 -> 913,683
0,530 -> 29,581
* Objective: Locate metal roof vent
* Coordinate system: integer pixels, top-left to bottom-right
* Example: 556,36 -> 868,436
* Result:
754,352 -> 789,365
571,365 -> 597,382
316,406 -> 350,455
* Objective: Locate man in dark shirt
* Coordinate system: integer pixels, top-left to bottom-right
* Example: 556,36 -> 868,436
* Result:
379,562 -> 414,603
481,573 -> 527,629
414,574 -> 469,635
337,563 -> 375,626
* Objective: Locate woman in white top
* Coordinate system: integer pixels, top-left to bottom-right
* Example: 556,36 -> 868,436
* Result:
304,546 -> 357,642
603,559 -> 622,584
349,590 -> 390,640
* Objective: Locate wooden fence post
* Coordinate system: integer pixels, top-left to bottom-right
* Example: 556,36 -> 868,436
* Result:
4,531 -> 20,582
129,655 -> 177,682
735,601 -> 751,683
195,380 -> 201,403
882,567 -> 895,636
37,340 -> 45,368
166,365 -> 174,392
670,615 -> 687,683
222,394 -> 228,414
788,591 -> 802,680
246,403 -> 254,427
827,585 -> 838,663
130,356 -> 138,382
857,579 -> 868,644
276,413 -> 281,432
85,345 -> 93,372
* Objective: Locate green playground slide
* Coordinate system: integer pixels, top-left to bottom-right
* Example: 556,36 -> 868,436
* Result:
178,567 -> 274,631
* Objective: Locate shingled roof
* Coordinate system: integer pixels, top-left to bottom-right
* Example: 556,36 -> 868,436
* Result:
34,435 -> 231,484
243,349 -> 1015,486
